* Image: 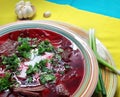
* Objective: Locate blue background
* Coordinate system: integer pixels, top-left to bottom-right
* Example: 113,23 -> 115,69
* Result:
48,0 -> 120,18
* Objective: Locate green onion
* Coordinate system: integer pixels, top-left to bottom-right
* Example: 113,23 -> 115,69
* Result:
89,29 -> 106,96
89,29 -> 120,75
99,68 -> 107,97
94,79 -> 101,94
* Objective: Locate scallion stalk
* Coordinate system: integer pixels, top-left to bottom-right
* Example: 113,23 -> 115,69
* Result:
89,29 -> 120,75
89,29 -> 107,97
89,29 -> 102,93
99,68 -> 107,97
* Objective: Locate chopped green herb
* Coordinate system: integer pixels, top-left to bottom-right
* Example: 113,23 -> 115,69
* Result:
38,46 -> 46,54
20,51 -> 31,59
17,37 -> 31,58
18,37 -> 30,43
28,76 -> 33,83
33,63 -> 40,72
0,73 -> 13,92
57,48 -> 63,53
39,59 -> 48,67
59,71 -> 65,75
26,65 -> 34,75
15,70 -> 20,75
40,74 -> 56,84
18,41 -> 31,52
47,59 -> 53,64
26,60 -> 48,76
64,65 -> 71,69
26,64 -> 40,75
41,67 -> 53,73
55,54 -> 62,61
2,54 -> 20,71
38,40 -> 54,54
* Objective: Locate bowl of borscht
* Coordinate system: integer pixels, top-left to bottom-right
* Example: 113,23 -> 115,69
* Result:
0,21 -> 98,97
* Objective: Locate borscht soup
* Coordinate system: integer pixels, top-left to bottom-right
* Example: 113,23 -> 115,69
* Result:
0,29 -> 85,97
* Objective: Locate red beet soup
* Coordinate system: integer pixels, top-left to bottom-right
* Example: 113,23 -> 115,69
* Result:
0,29 -> 85,97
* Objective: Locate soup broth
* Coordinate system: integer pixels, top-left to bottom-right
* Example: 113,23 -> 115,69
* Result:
0,29 -> 85,97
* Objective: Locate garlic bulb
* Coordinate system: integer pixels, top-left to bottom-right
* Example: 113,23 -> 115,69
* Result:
15,0 -> 36,19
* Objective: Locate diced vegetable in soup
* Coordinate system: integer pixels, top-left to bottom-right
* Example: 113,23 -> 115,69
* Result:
0,29 -> 85,97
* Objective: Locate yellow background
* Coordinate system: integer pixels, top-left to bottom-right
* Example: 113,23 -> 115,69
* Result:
0,0 -> 120,96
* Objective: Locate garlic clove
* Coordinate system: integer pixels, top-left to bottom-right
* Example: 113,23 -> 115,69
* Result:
17,0 -> 25,6
16,3 -> 19,8
25,1 -> 31,6
21,6 -> 28,18
16,3 -> 20,7
32,6 -> 36,14
43,11 -> 51,18
17,10 -> 23,19
15,5 -> 23,13
28,11 -> 34,18
25,6 -> 34,18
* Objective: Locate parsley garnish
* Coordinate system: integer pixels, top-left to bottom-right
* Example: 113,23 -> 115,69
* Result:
0,73 -> 13,92
40,74 -> 56,84
38,40 -> 54,54
26,65 -> 34,75
27,76 -> 33,83
2,54 -> 20,72
17,37 -> 31,58
26,60 -> 48,76
57,48 -> 63,53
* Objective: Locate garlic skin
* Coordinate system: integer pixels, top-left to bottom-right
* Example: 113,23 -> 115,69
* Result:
15,0 -> 35,19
